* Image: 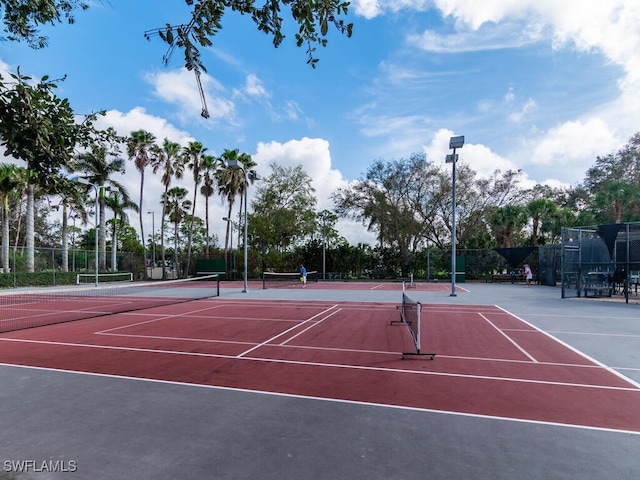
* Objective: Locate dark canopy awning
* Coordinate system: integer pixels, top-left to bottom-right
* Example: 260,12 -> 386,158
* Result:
596,223 -> 623,260
494,247 -> 536,268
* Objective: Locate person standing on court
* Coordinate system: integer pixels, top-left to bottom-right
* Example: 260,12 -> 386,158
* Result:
299,264 -> 307,288
524,264 -> 533,287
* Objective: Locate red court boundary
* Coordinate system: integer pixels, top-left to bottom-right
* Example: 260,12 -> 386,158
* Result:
1,298 -> 639,433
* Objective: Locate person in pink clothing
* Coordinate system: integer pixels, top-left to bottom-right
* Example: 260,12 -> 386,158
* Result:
524,264 -> 533,287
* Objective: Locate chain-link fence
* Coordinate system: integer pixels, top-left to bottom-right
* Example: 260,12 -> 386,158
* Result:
561,222 -> 640,302
0,247 -> 146,288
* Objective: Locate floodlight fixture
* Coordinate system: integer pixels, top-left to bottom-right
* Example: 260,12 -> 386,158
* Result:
449,135 -> 465,149
228,159 -> 243,170
445,154 -> 458,164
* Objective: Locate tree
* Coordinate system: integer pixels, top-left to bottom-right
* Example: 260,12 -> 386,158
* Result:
489,205 -> 528,248
216,149 -> 256,268
593,180 -> 637,224
0,163 -> 22,272
182,141 -> 207,276
0,0 -> 89,48
105,190 -> 138,271
163,186 -> 191,277
0,70 -> 105,271
333,154 -> 432,276
150,138 -> 184,279
526,198 -> 558,246
128,129 -> 157,277
73,144 -> 127,271
249,163 -> 317,269
146,1 -> 353,116
199,153 -> 221,258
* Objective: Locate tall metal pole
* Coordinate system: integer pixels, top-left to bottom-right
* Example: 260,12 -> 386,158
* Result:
93,185 -> 99,287
447,135 -> 464,297
450,148 -> 457,297
242,174 -> 248,293
318,211 -> 326,280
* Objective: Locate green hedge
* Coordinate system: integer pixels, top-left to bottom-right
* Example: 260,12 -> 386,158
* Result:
0,272 -> 78,288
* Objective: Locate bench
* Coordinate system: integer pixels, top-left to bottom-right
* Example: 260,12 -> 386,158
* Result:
583,286 -> 613,298
492,274 -> 514,283
492,274 -> 536,284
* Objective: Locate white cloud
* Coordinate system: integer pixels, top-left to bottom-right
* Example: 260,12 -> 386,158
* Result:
145,68 -> 236,124
508,98 -> 537,123
424,128 -> 520,178
352,0 -> 431,19
252,137 -> 377,245
244,74 -> 270,99
529,117 -> 618,169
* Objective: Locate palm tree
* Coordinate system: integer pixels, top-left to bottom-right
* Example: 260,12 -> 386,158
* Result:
72,145 -> 127,271
127,129 -> 157,277
182,141 -> 207,276
526,198 -> 557,246
594,180 -> 637,223
489,205 -> 528,248
105,191 -> 138,272
163,186 -> 191,277
216,149 -> 256,271
199,154 -> 221,258
150,138 -> 184,279
0,164 -> 22,273
57,178 -> 88,273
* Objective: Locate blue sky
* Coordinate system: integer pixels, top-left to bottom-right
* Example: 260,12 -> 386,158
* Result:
1,0 -> 639,245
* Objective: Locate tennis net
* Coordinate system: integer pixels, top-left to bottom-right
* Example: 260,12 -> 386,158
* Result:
393,289 -> 435,359
262,271 -> 318,289
0,274 -> 220,333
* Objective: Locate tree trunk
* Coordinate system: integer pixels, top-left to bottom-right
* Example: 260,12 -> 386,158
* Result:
2,197 -> 9,273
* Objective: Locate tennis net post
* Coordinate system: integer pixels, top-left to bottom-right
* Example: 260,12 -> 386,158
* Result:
390,290 -> 436,359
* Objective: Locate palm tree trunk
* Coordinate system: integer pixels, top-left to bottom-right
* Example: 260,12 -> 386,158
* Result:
2,197 -> 9,273
139,172 -> 147,278
99,192 -> 107,271
111,220 -> 118,272
161,189 -> 168,280
184,192 -> 197,277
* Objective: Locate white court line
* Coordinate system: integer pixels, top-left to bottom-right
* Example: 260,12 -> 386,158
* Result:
3,362 -> 639,436
96,303 -> 228,335
495,304 -> 640,390
278,308 -> 342,346
0,336 -> 637,393
478,312 -> 538,363
236,304 -> 340,358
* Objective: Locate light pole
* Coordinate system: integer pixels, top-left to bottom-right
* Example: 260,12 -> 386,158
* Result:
73,177 -> 100,287
147,211 -> 155,276
228,160 -> 259,293
317,211 -> 327,280
223,216 -> 235,279
446,135 -> 465,297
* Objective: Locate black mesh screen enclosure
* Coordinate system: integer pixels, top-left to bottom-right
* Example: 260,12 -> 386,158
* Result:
561,223 -> 640,302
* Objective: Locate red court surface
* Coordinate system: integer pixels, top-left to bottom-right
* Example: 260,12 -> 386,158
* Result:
1,297 -> 639,433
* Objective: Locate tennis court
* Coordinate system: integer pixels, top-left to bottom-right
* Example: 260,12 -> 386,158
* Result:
1,280 -> 639,479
